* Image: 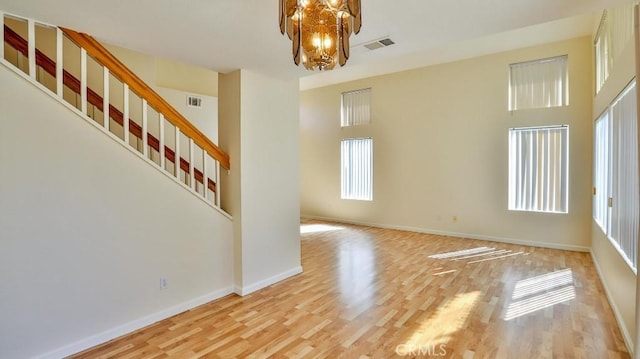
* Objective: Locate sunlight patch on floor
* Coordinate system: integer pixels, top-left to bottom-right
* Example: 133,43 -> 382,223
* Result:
467,251 -> 527,264
403,291 -> 481,349
511,269 -> 573,299
433,269 -> 457,276
300,224 -> 345,234
429,246 -> 528,264
429,247 -> 495,260
504,269 -> 576,320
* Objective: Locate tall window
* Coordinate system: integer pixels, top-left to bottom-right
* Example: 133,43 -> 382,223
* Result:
595,3 -> 637,93
341,138 -> 373,201
593,111 -> 609,231
508,55 -> 568,111
595,13 -> 611,92
508,126 -> 569,213
341,88 -> 371,127
594,81 -> 638,270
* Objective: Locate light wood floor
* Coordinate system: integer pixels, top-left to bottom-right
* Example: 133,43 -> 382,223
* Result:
72,221 -> 629,358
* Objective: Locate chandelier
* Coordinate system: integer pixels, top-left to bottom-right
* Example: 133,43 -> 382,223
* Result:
279,0 -> 362,71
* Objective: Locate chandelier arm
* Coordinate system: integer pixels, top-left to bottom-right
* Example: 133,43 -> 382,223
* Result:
285,0 -> 298,17
347,0 -> 360,17
339,20 -> 349,66
353,10 -> 362,34
292,15 -> 302,65
286,17 -> 294,40
279,0 -> 286,34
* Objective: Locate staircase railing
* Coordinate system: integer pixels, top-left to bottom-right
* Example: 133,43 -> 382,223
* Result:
1,12 -> 229,209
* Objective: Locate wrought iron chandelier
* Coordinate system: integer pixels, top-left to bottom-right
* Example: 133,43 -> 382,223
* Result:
279,0 -> 362,71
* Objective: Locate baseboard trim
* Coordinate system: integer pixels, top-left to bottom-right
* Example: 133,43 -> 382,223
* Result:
35,287 -> 234,359
301,215 -> 591,252
590,251 -> 635,356
235,266 -> 303,296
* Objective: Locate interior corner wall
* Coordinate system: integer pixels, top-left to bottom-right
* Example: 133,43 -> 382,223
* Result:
590,31 -> 637,351
155,57 -> 219,97
219,70 -> 302,294
301,36 -> 593,251
103,43 -> 219,134
219,70 -> 243,287
238,70 -> 301,291
0,63 -> 233,359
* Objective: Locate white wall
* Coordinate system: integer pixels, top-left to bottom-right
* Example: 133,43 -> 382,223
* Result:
0,62 -> 234,358
591,15 -> 638,351
301,37 -> 593,252
219,70 -> 302,294
156,87 -> 219,143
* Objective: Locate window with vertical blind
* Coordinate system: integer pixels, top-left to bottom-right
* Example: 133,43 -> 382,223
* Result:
508,126 -> 569,213
341,138 -> 373,201
593,111 -> 609,231
595,2 -> 637,93
593,81 -> 638,271
508,56 -> 568,111
341,88 -> 371,127
595,13 -> 611,92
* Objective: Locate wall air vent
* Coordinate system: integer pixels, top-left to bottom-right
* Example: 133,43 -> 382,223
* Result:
187,95 -> 203,108
363,37 -> 395,51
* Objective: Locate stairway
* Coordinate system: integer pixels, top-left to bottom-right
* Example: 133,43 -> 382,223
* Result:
1,12 -> 230,209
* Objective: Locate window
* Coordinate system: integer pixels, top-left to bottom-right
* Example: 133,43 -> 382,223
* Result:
593,111 -> 609,231
595,3 -> 637,93
341,88 -> 371,127
341,138 -> 373,200
508,126 -> 569,213
594,81 -> 638,271
508,56 -> 568,111
595,14 -> 611,92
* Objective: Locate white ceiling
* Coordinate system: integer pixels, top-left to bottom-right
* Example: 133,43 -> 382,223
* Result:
0,0 -> 631,89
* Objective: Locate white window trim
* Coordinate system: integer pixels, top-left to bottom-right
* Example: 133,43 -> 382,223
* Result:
508,55 -> 569,111
341,137 -> 373,201
508,125 -> 569,214
341,88 -> 372,127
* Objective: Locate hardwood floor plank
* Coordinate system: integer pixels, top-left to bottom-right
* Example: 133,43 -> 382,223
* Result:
71,220 -> 630,358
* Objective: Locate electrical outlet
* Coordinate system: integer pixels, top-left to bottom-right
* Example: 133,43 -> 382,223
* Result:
160,277 -> 169,290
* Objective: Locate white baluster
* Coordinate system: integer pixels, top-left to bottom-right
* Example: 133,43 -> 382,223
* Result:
0,12 -> 4,60
216,162 -> 221,207
203,152 -> 208,199
103,67 -> 109,130
142,99 -> 148,156
27,19 -> 35,79
174,126 -> 180,179
189,138 -> 195,189
80,48 -> 87,114
56,28 -> 63,98
159,114 -> 166,169
123,84 -> 129,144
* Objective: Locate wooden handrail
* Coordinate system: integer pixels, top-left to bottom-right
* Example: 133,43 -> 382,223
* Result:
3,25 -> 217,193
59,27 -> 230,170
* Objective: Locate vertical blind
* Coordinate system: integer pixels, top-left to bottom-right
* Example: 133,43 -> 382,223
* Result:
508,55 -> 568,111
508,126 -> 569,213
608,82 -> 638,269
341,88 -> 371,127
341,138 -> 373,201
593,111 -> 609,231
595,2 -> 637,92
594,14 -> 611,92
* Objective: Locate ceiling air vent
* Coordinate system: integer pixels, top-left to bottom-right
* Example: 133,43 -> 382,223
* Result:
363,37 -> 395,51
187,95 -> 203,108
